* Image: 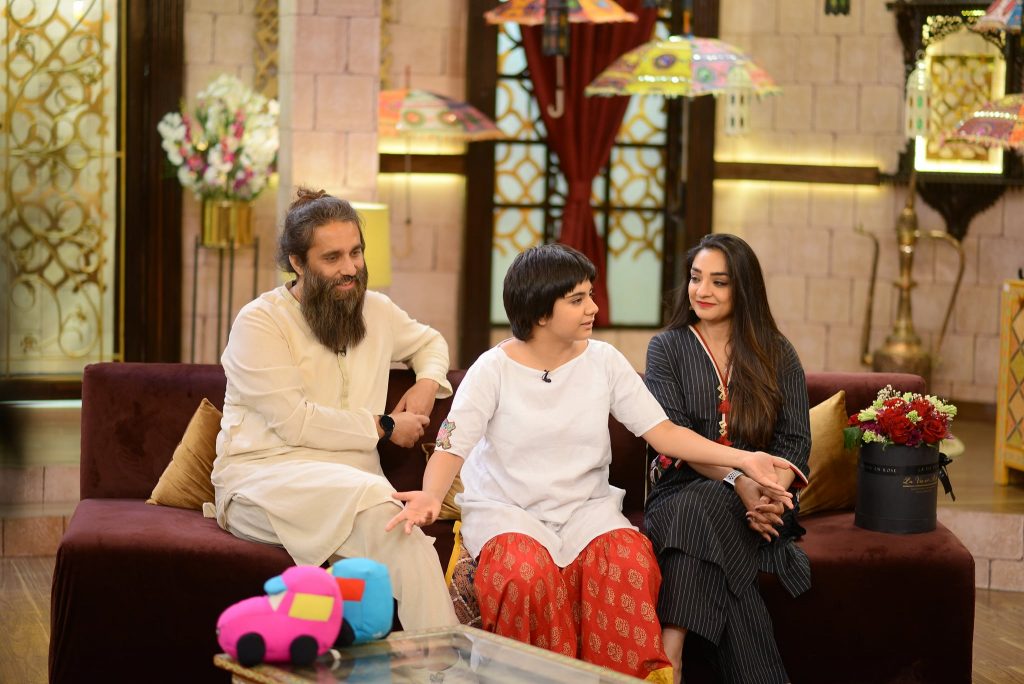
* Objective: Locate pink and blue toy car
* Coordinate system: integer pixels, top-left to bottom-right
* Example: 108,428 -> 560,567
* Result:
217,565 -> 343,667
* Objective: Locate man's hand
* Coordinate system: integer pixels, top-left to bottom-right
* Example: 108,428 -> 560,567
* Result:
735,476 -> 784,541
394,379 -> 440,417
389,411 -> 429,448
385,490 -> 442,534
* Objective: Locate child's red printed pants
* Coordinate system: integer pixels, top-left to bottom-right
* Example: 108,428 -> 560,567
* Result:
475,528 -> 670,680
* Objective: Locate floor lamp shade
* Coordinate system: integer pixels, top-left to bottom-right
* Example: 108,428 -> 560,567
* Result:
352,202 -> 392,289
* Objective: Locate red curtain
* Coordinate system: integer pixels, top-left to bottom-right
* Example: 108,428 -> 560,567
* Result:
521,3 -> 657,326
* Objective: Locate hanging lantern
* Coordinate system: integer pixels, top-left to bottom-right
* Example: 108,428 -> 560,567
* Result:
824,0 -> 851,15
542,0 -> 570,56
905,59 -> 931,139
724,68 -> 752,136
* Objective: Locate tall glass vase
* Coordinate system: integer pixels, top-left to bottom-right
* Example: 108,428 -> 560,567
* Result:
201,199 -> 253,247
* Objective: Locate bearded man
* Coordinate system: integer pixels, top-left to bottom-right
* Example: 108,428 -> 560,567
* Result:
210,187 -> 458,630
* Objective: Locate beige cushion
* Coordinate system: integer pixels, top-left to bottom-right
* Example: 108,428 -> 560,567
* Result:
422,442 -> 464,520
800,390 -> 857,516
147,398 -> 221,510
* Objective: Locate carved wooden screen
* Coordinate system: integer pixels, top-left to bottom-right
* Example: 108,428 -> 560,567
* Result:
1,0 -> 121,377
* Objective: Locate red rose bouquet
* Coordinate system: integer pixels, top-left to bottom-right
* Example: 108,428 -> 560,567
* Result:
843,385 -> 957,450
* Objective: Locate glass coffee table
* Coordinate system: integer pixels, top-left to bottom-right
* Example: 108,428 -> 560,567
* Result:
214,624 -> 644,682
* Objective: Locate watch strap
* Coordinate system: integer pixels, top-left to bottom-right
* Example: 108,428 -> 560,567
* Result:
379,414 -> 395,442
723,469 -> 743,488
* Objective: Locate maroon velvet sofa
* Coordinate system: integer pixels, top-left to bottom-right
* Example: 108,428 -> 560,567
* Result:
50,363 -> 974,684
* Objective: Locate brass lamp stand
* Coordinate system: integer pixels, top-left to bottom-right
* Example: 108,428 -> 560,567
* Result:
858,169 -> 965,386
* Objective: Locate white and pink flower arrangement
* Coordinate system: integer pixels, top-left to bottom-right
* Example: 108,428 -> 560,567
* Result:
157,74 -> 279,201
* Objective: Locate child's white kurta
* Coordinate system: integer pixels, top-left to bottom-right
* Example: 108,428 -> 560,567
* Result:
438,340 -> 667,567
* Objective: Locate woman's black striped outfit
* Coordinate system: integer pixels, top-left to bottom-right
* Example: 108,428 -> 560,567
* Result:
644,326 -> 811,684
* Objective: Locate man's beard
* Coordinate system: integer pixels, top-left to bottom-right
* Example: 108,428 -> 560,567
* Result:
299,265 -> 368,353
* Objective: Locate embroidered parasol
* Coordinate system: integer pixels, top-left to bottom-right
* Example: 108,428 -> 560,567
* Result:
378,88 -> 503,141
950,94 -> 1024,149
972,0 -> 1022,33
483,0 -> 638,26
483,0 -> 640,118
584,34 -> 780,98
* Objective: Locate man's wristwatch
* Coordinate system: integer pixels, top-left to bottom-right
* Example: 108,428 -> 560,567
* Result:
723,469 -> 744,488
379,414 -> 395,443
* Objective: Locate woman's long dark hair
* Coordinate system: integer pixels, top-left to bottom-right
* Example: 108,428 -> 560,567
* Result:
666,234 -> 783,449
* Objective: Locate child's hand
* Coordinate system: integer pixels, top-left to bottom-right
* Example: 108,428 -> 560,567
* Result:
738,452 -> 794,509
385,491 -> 442,534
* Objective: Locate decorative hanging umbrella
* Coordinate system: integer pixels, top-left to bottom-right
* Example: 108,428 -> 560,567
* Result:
949,94 -> 1024,149
378,88 -> 504,141
378,88 -> 502,234
585,34 -> 780,98
484,0 -> 638,26
585,34 -> 779,134
484,0 -> 639,117
972,0 -> 1022,33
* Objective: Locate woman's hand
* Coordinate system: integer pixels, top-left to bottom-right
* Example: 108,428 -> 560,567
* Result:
735,478 -> 783,541
738,452 -> 794,507
385,491 -> 442,534
737,476 -> 788,542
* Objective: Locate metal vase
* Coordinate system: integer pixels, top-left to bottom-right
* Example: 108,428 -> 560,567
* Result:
201,200 -> 253,247
855,442 -> 940,534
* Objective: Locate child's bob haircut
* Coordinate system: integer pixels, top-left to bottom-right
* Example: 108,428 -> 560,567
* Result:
502,243 -> 597,341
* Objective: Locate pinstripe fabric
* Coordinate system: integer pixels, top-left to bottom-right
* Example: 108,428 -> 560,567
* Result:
643,326 -> 812,684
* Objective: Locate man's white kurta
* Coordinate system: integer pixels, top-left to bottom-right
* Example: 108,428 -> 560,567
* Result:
211,285 -> 452,567
438,340 -> 667,567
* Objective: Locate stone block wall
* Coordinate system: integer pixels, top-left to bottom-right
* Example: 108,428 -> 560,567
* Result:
711,0 -> 1022,405
377,0 -> 469,361
182,0 -> 466,365
182,0 -> 281,363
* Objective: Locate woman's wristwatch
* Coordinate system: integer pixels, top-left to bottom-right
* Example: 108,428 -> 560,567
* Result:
722,469 -> 744,488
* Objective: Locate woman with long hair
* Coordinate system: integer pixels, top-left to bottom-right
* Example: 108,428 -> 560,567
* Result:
645,233 -> 811,684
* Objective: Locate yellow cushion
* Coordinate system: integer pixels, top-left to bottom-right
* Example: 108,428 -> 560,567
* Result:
800,390 -> 857,516
147,398 -> 221,510
422,442 -> 464,520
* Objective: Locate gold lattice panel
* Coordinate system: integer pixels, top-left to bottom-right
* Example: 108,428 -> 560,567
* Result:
606,210 -> 661,261
996,279 -> 1024,483
254,0 -> 278,100
1,0 -> 120,376
924,54 -> 996,165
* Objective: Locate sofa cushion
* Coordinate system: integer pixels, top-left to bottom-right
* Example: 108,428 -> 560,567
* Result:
799,391 -> 857,515
147,398 -> 221,510
80,362 -> 227,499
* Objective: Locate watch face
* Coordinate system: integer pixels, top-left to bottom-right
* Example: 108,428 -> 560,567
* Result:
381,414 -> 395,432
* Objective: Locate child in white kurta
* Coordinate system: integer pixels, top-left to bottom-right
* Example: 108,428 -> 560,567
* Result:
388,244 -> 797,684
445,339 -> 666,568
439,338 -> 673,681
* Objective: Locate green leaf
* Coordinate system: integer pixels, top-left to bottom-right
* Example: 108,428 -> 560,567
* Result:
843,427 -> 862,451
